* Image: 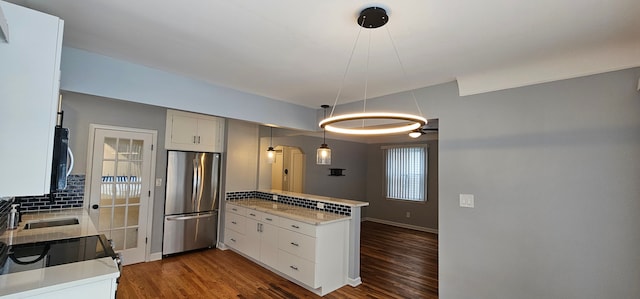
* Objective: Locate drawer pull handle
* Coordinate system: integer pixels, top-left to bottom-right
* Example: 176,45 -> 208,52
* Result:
290,242 -> 299,247
231,221 -> 237,224
290,266 -> 298,271
232,208 -> 237,211
249,213 -> 256,216
230,238 -> 236,242
291,225 -> 300,229
265,218 -> 273,221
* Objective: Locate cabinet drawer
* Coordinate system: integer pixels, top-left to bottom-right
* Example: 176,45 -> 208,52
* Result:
224,229 -> 244,251
225,212 -> 246,234
278,228 -> 316,262
246,209 -> 260,220
278,250 -> 318,288
279,217 -> 316,237
227,204 -> 246,216
261,213 -> 280,225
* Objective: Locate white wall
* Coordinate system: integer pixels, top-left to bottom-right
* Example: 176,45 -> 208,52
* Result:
60,47 -> 318,132
225,119 -> 259,192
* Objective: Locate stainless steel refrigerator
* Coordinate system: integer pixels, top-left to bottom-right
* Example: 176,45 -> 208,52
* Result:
162,150 -> 221,255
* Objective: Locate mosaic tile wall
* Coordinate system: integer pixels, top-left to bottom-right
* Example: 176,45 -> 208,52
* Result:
15,174 -> 86,212
225,190 -> 352,216
0,200 -> 11,235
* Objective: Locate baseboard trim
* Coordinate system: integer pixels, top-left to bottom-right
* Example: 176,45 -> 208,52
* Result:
363,217 -> 438,234
149,252 -> 163,261
217,242 -> 229,250
347,277 -> 362,287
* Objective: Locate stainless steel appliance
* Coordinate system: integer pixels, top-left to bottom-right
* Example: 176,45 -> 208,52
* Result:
0,234 -> 121,275
162,150 -> 221,255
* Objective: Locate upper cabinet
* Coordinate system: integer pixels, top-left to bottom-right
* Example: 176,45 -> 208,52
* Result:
0,2 -> 63,197
165,109 -> 225,153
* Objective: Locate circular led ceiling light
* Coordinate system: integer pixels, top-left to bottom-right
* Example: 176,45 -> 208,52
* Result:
320,112 -> 427,135
318,6 -> 428,136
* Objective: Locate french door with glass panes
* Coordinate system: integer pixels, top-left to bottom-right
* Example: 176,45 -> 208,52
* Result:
88,126 -> 155,265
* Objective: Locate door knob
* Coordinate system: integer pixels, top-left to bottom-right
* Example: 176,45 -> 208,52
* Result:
92,204 -> 99,210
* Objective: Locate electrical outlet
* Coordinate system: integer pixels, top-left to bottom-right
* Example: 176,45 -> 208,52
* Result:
317,202 -> 325,210
459,194 -> 475,208
155,178 -> 162,187
406,211 -> 411,218
272,195 -> 278,201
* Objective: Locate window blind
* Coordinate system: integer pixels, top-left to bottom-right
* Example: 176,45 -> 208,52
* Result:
384,145 -> 427,201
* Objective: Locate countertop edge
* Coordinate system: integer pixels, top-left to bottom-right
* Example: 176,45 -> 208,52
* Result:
0,257 -> 120,298
227,200 -> 351,225
258,189 -> 369,207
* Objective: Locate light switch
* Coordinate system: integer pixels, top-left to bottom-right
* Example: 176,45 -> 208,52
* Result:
155,178 -> 162,187
459,194 -> 474,208
317,202 -> 325,210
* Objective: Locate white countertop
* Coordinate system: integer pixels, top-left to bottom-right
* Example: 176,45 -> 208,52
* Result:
227,198 -> 350,225
0,208 -> 120,298
0,257 -> 119,298
259,189 -> 369,207
0,208 -> 98,245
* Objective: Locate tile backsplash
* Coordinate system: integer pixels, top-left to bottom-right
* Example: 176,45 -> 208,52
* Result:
15,174 -> 86,212
0,175 -> 86,236
0,200 -> 11,234
225,190 -> 352,216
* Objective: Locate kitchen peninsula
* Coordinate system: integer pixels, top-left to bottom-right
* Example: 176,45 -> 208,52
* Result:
222,190 -> 368,296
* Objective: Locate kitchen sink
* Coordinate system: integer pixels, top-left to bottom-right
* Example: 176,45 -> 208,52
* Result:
23,217 -> 79,229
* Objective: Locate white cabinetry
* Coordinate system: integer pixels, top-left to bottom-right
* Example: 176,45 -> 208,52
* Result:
0,1 -> 63,197
224,202 -> 348,296
276,218 -> 347,294
225,204 -> 281,268
223,205 -> 246,252
165,109 -> 225,152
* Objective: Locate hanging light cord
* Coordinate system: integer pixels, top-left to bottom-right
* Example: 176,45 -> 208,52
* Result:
329,16 -> 366,118
385,26 -> 424,117
322,107 -> 327,143
361,29 -> 371,128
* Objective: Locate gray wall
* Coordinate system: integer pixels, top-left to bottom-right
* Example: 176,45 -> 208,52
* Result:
365,139 -> 439,230
410,68 -> 639,298
61,91 -> 168,254
257,128 -> 369,203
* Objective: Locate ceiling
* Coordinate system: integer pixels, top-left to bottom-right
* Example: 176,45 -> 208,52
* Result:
7,0 -> 640,111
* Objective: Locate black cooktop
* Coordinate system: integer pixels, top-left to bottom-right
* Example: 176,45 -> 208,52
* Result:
0,234 -> 116,275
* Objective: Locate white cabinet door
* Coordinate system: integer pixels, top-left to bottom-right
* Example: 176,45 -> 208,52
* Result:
259,215 -> 279,269
0,2 -> 63,197
277,250 -> 317,288
196,117 -> 222,151
165,109 -> 225,152
168,114 -> 199,147
244,218 -> 261,260
278,228 -> 316,262
224,228 -> 244,251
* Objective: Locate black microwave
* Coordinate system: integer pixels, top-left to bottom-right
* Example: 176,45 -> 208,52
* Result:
50,126 -> 70,192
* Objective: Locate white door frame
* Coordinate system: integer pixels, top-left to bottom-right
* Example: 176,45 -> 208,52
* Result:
84,124 -> 158,263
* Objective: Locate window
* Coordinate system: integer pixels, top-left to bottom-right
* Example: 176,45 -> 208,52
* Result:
383,145 -> 428,201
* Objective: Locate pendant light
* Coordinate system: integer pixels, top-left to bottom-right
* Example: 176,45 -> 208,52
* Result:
266,127 -> 276,164
319,7 -> 428,136
316,105 -> 332,165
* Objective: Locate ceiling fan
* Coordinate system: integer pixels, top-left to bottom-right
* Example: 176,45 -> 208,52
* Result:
409,119 -> 439,138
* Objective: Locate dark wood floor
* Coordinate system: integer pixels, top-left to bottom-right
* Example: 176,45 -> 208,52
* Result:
117,221 -> 438,298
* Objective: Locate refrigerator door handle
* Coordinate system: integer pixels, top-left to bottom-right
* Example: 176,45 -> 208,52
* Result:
196,156 -> 204,207
192,158 -> 198,208
166,213 -> 215,221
